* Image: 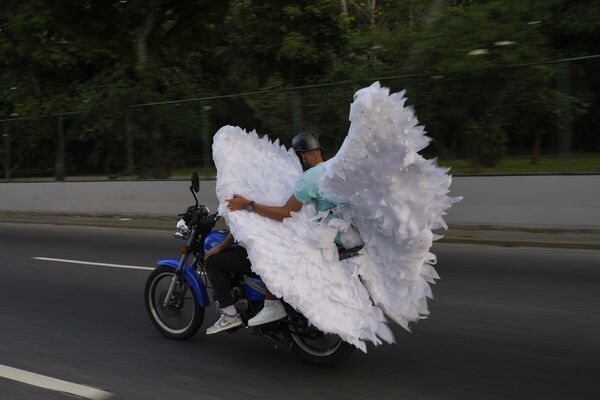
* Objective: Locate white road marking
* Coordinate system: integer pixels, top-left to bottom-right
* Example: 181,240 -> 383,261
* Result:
0,364 -> 113,400
33,257 -> 153,271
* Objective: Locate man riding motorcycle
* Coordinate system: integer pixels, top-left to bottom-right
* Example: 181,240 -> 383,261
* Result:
205,131 -> 346,334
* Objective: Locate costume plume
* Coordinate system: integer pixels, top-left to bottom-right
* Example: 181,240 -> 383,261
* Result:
212,82 -> 461,352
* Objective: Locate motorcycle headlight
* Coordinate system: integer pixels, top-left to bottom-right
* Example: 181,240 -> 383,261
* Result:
174,218 -> 190,240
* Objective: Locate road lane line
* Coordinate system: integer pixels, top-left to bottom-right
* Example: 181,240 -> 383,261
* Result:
0,364 -> 113,400
33,257 -> 153,271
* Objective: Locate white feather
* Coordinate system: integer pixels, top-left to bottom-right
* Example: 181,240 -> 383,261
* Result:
211,82 -> 461,350
212,125 -> 392,352
319,82 -> 462,329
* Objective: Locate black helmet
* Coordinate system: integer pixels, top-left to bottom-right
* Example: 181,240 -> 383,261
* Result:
292,131 -> 321,153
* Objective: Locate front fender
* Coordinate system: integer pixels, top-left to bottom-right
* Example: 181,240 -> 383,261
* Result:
156,258 -> 209,307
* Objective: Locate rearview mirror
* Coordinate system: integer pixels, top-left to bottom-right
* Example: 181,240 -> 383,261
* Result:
191,172 -> 200,193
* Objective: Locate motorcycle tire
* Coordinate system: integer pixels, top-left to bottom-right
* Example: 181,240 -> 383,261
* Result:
145,265 -> 205,340
289,330 -> 354,366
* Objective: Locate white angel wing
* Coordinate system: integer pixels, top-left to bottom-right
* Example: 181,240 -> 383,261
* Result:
212,125 -> 393,352
319,82 -> 461,330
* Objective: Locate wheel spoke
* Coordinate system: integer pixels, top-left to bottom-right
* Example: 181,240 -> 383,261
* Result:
148,271 -> 196,334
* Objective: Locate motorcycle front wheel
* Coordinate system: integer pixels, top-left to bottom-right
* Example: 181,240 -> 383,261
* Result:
289,330 -> 354,366
144,265 -> 204,340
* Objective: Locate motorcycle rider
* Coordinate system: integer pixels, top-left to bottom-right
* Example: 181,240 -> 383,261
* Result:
205,131 -> 332,333
203,232 -> 251,334
226,130 -> 346,327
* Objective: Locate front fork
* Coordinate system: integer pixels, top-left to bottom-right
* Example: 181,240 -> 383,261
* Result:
163,228 -> 197,307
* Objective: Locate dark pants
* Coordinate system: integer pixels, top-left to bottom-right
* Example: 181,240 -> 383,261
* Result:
204,246 -> 252,307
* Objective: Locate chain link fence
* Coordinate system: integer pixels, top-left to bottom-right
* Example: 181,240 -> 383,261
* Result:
2,56 -> 599,181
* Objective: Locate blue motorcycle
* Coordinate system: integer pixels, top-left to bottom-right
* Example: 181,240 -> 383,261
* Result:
144,173 -> 354,366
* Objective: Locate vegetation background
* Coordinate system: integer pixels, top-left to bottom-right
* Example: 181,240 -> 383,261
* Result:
1,0 -> 598,178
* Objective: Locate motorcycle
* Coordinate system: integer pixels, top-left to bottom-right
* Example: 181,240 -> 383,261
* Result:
144,172 -> 354,366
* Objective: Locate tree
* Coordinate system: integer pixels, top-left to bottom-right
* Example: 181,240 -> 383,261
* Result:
0,0 -> 230,177
1,0 -> 598,177
209,0 -> 352,144
405,0 -> 592,167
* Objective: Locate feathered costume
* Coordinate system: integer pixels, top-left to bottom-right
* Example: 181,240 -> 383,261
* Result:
212,82 -> 461,352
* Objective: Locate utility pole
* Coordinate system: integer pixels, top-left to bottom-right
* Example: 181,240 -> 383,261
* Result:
55,115 -> 65,180
340,0 -> 348,13
125,110 -> 134,175
291,91 -> 303,136
3,122 -> 9,182
556,63 -> 572,173
200,104 -> 212,168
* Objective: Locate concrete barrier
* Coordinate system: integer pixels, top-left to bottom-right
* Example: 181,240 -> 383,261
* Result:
1,175 -> 599,229
447,175 -> 600,229
0,180 -> 219,216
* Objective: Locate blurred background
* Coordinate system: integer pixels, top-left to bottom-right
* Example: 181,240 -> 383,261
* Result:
1,0 -> 598,180
1,3 -> 599,400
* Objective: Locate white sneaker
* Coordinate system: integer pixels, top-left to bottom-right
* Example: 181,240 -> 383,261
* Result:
248,300 -> 287,327
206,313 -> 243,335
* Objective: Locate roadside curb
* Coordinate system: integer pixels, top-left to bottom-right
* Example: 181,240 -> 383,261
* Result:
439,238 -> 600,250
0,212 -> 226,232
0,212 -> 598,250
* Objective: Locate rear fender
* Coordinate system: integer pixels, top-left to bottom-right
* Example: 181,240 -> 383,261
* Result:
156,258 -> 209,307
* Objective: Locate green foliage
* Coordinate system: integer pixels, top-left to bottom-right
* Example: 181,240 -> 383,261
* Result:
210,0 -> 352,142
0,0 -> 599,178
407,0 -> 597,166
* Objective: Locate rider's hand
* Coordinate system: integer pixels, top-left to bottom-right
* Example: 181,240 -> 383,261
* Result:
226,194 -> 249,212
204,245 -> 222,261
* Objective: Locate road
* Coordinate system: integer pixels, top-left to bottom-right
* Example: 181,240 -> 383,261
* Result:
0,223 -> 598,400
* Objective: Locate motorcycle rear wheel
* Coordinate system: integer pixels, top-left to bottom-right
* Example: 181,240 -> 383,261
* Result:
145,265 -> 205,340
289,330 -> 354,366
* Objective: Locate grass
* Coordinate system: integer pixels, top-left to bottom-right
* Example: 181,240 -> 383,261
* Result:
172,167 -> 217,178
173,153 -> 600,178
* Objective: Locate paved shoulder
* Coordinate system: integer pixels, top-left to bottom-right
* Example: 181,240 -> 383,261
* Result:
1,211 -> 598,249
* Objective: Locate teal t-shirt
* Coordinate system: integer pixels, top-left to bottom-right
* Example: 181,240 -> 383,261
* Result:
294,163 -> 341,242
294,164 -> 336,212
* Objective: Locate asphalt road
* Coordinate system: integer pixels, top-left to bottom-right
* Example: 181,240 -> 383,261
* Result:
0,223 -> 598,400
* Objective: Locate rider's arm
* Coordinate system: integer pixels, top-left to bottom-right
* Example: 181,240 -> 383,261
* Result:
226,166 -> 317,221
219,232 -> 235,250
227,194 -> 302,221
204,232 -> 234,260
